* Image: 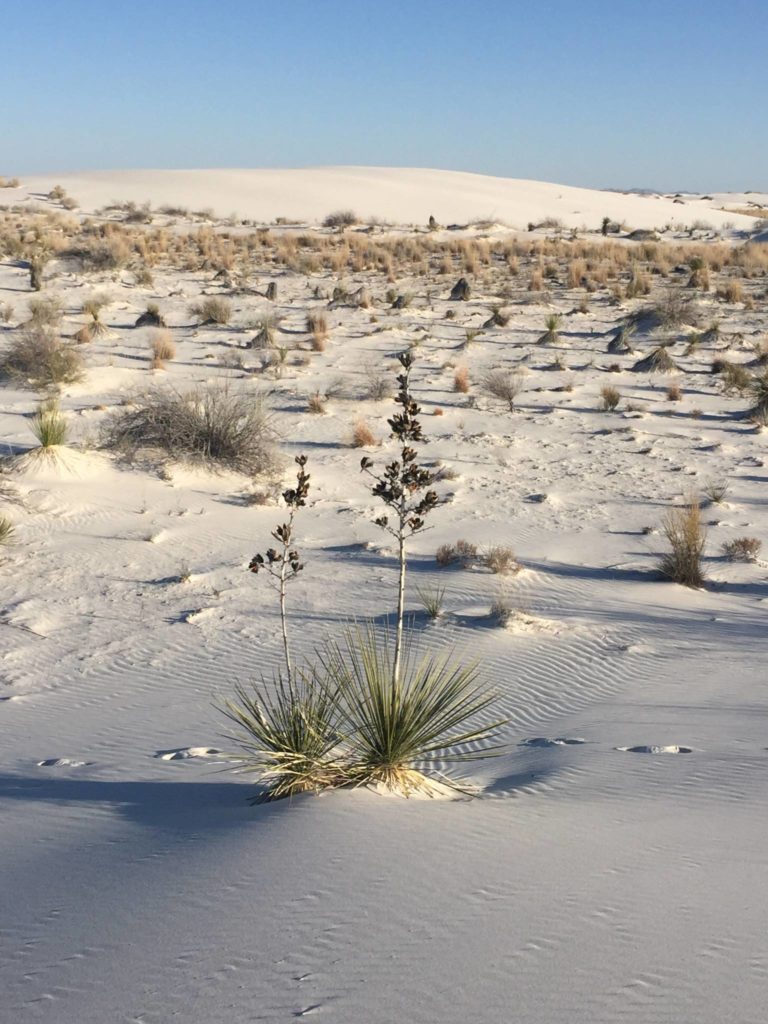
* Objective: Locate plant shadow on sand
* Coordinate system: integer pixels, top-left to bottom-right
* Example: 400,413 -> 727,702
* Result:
0,774 -> 285,833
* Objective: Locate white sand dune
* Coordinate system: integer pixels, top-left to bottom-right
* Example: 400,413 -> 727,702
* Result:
9,166 -> 763,231
1,176 -> 767,1023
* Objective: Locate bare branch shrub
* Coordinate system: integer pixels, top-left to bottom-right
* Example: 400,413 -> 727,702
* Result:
101,384 -> 278,475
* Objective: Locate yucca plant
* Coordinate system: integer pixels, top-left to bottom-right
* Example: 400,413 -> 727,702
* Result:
360,352 -> 439,687
322,628 -> 506,797
220,673 -> 346,802
220,455 -> 345,800
538,313 -> 561,345
0,515 -> 13,545
31,397 -> 67,448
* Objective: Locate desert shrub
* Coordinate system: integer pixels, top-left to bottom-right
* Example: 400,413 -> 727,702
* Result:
30,397 -> 67,447
722,537 -> 762,562
653,288 -> 701,329
27,295 -> 64,328
453,366 -> 470,393
323,210 -> 357,229
482,368 -> 525,411
482,545 -> 519,574
189,297 -> 232,325
600,385 -> 620,411
0,303 -> 13,324
74,236 -> 131,271
435,539 -> 478,568
149,329 -> 176,364
659,498 -> 706,587
101,384 -> 277,475
364,365 -> 393,401
666,383 -> 682,401
0,327 -> 84,388
489,593 -> 513,626
351,419 -> 376,447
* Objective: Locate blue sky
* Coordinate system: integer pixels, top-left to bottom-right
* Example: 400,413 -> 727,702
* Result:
2,0 -> 766,190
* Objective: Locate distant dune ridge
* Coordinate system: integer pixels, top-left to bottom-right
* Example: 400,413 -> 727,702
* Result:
7,166 -> 766,231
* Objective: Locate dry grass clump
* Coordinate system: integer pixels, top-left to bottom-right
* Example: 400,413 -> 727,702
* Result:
0,327 -> 85,388
101,384 -> 277,475
453,366 -> 470,393
600,385 -> 620,411
482,545 -> 520,575
716,361 -> 752,396
307,392 -> 327,414
351,419 -> 376,447
436,539 -> 478,568
658,497 -> 706,588
189,297 -> 232,325
716,279 -> 744,304
307,312 -> 328,351
722,537 -> 762,562
27,295 -> 64,328
482,368 -> 525,411
666,383 -> 683,401
149,329 -> 176,365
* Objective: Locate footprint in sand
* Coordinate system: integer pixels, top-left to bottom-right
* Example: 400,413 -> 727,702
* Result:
520,737 -> 587,748
37,757 -> 94,768
616,745 -> 693,754
154,746 -> 224,761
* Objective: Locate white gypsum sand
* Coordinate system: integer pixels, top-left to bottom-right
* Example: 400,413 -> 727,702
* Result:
0,167 -> 766,1024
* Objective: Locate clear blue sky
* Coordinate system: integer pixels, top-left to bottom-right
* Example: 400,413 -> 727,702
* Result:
2,0 -> 766,191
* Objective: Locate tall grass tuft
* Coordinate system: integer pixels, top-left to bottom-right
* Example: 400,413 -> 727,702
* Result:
659,497 -> 706,588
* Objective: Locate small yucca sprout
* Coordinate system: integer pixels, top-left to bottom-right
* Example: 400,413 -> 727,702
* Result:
31,397 -> 67,448
538,313 -> 561,345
